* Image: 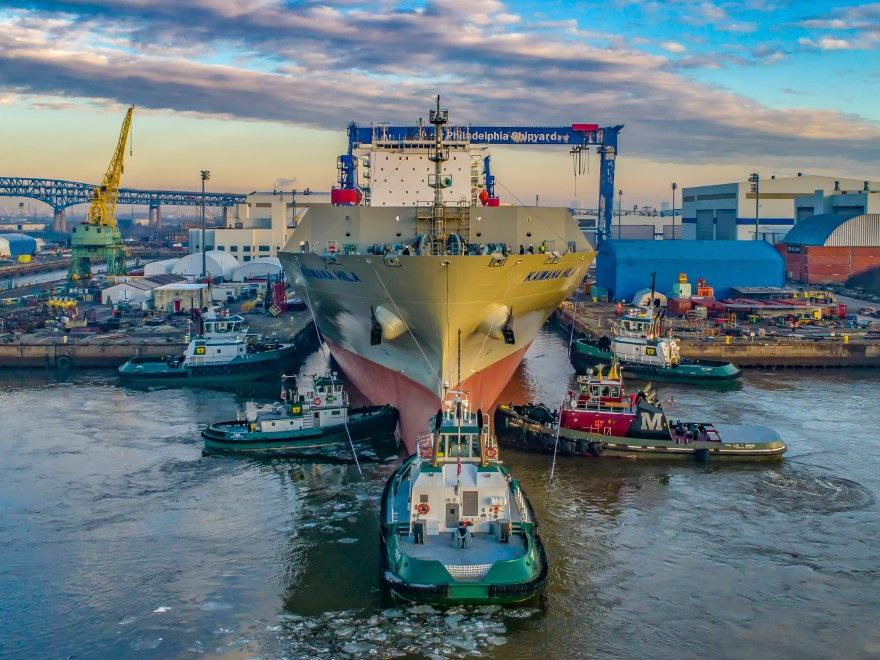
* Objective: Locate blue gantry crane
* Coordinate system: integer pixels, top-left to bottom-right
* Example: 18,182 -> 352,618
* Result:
334,122 -> 624,240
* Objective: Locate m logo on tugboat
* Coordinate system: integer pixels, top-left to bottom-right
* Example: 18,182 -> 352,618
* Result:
640,411 -> 664,431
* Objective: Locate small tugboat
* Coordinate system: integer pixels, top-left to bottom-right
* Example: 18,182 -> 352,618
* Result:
496,362 -> 785,461
118,307 -> 294,385
202,372 -> 398,458
380,391 -> 548,604
571,304 -> 741,383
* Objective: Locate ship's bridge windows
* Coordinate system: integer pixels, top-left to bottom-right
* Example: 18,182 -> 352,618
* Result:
611,386 -> 620,398
204,323 -> 214,333
443,433 -> 478,458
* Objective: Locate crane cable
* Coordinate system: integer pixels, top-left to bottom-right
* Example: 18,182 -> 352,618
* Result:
550,298 -> 580,484
299,274 -> 363,477
369,260 -> 442,392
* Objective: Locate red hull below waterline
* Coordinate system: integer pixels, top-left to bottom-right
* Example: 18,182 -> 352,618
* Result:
326,339 -> 531,452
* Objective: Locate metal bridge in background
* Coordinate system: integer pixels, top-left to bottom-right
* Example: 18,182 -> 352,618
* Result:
0,177 -> 247,231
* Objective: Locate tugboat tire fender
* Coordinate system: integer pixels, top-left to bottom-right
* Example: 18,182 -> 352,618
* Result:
57,355 -> 71,369
588,441 -> 603,457
694,448 -> 710,463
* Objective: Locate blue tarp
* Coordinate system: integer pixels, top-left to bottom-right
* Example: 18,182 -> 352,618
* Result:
0,233 -> 37,257
596,240 -> 785,300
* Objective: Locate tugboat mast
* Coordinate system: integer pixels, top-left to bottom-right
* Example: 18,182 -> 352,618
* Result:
428,95 -> 449,255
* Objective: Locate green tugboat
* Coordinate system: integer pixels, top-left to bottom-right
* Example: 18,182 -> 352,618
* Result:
570,305 -> 741,383
380,391 -> 548,605
118,308 -> 294,385
202,372 -> 398,458
496,362 -> 786,461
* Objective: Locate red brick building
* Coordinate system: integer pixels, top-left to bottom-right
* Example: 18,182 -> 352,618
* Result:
778,213 -> 880,284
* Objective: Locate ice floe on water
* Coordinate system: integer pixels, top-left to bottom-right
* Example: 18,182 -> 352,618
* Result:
152,606 -> 171,614
248,604 -> 537,658
200,600 -> 234,611
129,636 -> 163,651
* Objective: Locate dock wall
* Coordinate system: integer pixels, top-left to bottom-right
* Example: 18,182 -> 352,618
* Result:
556,302 -> 880,368
0,342 -> 188,368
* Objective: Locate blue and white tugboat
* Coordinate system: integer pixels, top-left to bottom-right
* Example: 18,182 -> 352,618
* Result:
118,308 -> 295,385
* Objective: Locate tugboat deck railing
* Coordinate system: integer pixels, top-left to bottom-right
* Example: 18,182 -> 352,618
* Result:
513,486 -> 530,524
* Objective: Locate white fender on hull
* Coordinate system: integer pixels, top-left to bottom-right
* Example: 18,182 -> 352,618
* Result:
477,304 -> 511,340
375,305 -> 407,341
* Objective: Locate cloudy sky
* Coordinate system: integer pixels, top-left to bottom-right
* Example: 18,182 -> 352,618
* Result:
1,0 -> 878,209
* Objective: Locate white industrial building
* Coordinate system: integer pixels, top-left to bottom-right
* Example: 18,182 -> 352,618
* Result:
153,283 -> 210,313
231,257 -> 282,282
682,174 -> 880,242
143,258 -> 179,277
171,250 -> 240,280
101,274 -> 187,308
101,280 -> 158,308
195,191 -> 330,260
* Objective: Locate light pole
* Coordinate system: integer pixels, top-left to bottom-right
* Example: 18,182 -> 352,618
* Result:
200,170 -> 210,278
617,189 -> 623,239
671,182 -> 678,239
748,172 -> 760,240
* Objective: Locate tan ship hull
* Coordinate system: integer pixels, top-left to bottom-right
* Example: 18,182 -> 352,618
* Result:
278,250 -> 593,450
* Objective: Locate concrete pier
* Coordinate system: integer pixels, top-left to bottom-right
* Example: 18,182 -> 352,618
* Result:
0,309 -> 317,369
53,209 -> 67,232
0,341 -> 187,368
556,301 -> 880,369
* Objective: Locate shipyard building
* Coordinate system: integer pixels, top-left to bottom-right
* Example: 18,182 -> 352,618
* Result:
682,174 -> 880,243
596,239 -> 785,301
777,188 -> 880,285
189,191 -> 329,260
0,233 -> 39,258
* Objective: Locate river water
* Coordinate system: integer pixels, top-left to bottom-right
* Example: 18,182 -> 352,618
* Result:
1,328 -> 878,658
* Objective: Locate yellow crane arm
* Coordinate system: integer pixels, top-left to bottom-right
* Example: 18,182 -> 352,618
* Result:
86,105 -> 134,228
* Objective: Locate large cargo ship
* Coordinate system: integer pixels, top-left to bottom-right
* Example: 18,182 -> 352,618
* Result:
278,101 -> 595,450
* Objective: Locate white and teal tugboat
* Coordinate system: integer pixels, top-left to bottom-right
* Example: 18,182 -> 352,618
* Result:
119,308 -> 294,385
380,391 -> 548,604
572,305 -> 741,383
202,372 -> 399,458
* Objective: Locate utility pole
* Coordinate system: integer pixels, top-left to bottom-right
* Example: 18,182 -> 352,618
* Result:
671,182 -> 678,240
617,189 -> 623,239
200,169 -> 210,278
749,172 -> 760,240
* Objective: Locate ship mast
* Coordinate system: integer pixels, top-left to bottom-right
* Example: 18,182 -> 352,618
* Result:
428,95 -> 449,256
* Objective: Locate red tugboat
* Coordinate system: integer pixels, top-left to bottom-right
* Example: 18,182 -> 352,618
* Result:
495,363 -> 786,461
